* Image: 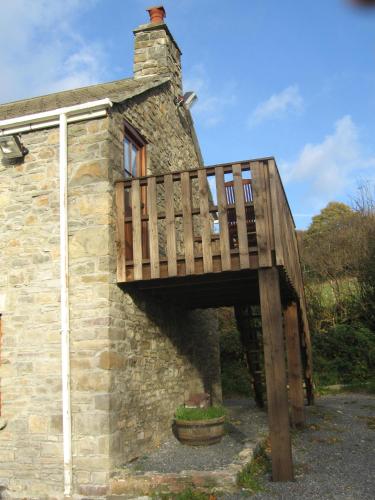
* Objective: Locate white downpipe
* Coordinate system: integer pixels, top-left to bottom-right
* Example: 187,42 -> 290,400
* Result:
59,112 -> 72,497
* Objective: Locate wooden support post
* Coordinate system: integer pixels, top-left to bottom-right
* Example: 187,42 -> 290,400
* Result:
258,267 -> 294,482
301,314 -> 315,406
284,303 -> 305,428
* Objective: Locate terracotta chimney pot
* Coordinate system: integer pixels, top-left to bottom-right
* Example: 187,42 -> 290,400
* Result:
146,5 -> 166,24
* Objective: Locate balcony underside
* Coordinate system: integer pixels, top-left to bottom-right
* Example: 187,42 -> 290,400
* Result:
120,265 -> 296,309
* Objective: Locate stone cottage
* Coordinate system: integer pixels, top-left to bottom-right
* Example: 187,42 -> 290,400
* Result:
0,7 -> 222,498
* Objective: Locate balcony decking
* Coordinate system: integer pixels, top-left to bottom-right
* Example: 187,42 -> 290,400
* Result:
115,157 -> 314,482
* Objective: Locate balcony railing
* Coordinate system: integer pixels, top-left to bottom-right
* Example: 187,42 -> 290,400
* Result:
115,158 -> 304,300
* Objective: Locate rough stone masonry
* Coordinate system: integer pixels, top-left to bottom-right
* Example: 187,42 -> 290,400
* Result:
0,9 -> 221,499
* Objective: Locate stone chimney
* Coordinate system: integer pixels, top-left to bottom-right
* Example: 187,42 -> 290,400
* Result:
133,6 -> 182,96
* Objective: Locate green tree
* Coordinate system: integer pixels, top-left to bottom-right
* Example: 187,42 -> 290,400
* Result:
353,183 -> 375,329
301,202 -> 361,324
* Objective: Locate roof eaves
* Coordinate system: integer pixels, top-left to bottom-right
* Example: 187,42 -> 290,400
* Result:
0,77 -> 133,108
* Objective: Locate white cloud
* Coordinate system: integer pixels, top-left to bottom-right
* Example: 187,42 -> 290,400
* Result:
248,85 -> 303,126
184,64 -> 236,127
281,115 -> 375,210
0,0 -> 107,104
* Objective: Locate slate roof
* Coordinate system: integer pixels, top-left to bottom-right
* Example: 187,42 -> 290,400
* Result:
0,76 -> 170,121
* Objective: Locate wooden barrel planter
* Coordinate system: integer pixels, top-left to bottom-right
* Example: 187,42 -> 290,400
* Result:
174,416 -> 225,446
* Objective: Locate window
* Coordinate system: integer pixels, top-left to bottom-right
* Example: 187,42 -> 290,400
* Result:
123,122 -> 148,260
124,122 -> 146,178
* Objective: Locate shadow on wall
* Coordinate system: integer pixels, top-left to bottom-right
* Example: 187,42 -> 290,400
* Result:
131,288 -> 221,403
108,286 -> 222,465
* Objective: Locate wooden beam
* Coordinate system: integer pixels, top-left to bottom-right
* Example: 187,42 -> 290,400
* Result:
258,267 -> 294,481
284,303 -> 305,428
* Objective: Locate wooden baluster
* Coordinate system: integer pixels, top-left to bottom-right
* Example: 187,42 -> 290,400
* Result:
147,176 -> 160,279
268,159 -> 284,267
215,167 -> 231,271
132,180 -> 143,280
198,169 -> 213,273
233,163 -> 250,269
252,161 -> 273,267
115,182 -> 126,282
181,172 -> 195,275
165,174 -> 177,277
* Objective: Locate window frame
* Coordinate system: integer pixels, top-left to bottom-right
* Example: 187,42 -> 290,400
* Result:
124,122 -> 147,178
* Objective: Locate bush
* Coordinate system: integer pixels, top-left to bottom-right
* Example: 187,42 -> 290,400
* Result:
312,323 -> 375,386
221,359 -> 252,397
220,326 -> 252,397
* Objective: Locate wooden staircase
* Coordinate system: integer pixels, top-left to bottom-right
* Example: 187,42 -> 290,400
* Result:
234,304 -> 265,409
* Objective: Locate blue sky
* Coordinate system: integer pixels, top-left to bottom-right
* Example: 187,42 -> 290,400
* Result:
1,0 -> 375,228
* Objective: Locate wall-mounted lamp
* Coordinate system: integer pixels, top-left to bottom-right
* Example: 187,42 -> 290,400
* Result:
0,135 -> 29,166
175,92 -> 198,110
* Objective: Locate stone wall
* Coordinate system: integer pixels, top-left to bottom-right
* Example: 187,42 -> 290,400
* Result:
0,126 -> 64,498
0,82 -> 221,498
0,117 -> 115,498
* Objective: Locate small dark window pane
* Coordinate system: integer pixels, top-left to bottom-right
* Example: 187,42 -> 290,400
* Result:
131,144 -> 137,176
124,138 -> 132,177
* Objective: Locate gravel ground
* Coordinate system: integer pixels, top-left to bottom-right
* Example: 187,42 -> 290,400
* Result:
227,393 -> 375,500
127,399 -> 268,473
128,393 -> 375,499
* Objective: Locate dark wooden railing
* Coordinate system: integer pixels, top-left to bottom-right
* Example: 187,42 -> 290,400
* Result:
115,158 -> 304,300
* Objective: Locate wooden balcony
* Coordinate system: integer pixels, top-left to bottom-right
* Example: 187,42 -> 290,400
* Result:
115,158 -> 306,309
115,157 -> 314,481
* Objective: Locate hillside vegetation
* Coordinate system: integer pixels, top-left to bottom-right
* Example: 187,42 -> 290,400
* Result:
300,185 -> 375,388
219,184 -> 375,396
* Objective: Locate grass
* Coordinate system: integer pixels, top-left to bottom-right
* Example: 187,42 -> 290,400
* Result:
315,378 -> 375,396
357,415 -> 375,430
367,417 -> 375,430
237,440 -> 271,493
156,489 -> 215,500
174,406 -> 225,421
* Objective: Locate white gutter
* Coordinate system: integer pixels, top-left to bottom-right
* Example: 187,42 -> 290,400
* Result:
0,98 -> 112,131
0,98 -> 113,497
0,110 -> 108,136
